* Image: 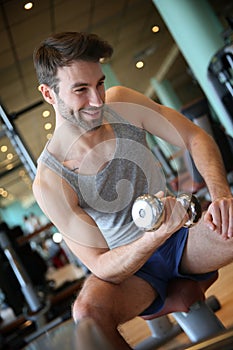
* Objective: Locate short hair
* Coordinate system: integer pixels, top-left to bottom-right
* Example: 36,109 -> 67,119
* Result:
33,32 -> 113,90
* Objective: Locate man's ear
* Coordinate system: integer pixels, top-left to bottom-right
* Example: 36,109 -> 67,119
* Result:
39,84 -> 56,104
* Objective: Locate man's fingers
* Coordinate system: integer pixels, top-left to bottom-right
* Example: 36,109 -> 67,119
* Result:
204,198 -> 233,239
154,191 -> 164,199
204,211 -> 216,231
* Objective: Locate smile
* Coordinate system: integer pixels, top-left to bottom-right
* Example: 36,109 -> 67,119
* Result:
81,109 -> 103,119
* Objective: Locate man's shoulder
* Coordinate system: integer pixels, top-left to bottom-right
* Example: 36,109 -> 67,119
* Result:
105,85 -> 136,103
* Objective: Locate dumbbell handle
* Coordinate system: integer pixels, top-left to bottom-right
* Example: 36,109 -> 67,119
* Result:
132,193 -> 202,231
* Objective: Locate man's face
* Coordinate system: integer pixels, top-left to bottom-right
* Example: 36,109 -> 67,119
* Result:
54,60 -> 106,131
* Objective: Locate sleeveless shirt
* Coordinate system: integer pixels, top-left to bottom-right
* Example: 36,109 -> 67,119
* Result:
38,106 -> 166,249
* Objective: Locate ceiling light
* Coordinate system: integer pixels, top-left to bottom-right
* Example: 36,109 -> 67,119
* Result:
52,232 -> 63,243
6,164 -> 13,170
152,25 -> 160,33
24,2 -> 33,10
42,110 -> 50,118
19,170 -> 26,177
1,190 -> 8,198
44,122 -> 52,130
1,145 -> 8,153
7,153 -> 13,160
47,133 -> 53,140
135,60 -> 144,69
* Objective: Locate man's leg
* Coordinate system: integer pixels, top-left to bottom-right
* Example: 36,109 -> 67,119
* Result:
180,215 -> 233,275
72,274 -> 157,350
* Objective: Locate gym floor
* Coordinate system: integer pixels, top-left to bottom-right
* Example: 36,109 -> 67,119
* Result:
119,261 -> 233,349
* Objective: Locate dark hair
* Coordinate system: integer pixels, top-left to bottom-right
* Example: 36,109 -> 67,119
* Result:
33,32 -> 113,90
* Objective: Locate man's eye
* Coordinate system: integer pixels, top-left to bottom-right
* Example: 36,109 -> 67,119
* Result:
75,87 -> 86,93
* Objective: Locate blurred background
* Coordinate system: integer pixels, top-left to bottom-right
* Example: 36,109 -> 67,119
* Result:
0,1 -> 233,349
0,0 -> 232,229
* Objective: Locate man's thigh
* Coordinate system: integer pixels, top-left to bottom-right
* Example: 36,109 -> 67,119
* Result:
181,214 -> 233,275
74,273 -> 158,324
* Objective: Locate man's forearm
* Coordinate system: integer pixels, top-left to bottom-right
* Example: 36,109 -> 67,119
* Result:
95,230 -> 165,284
189,131 -> 232,200
94,201 -> 188,284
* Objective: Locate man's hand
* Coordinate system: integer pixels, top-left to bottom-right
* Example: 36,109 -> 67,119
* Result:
204,197 -> 233,239
150,193 -> 189,240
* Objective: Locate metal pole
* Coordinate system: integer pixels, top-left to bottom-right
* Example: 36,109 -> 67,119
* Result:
0,229 -> 42,313
0,104 -> 37,180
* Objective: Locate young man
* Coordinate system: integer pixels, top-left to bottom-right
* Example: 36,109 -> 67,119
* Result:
33,32 -> 233,349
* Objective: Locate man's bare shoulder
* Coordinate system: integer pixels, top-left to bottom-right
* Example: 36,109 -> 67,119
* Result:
106,85 -> 161,110
106,85 -> 145,104
105,86 -> 164,129
105,85 -> 128,102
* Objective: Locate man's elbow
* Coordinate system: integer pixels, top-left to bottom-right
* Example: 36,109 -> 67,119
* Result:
94,272 -> 124,285
93,264 -> 129,285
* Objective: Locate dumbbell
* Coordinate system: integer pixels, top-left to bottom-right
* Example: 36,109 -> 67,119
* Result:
132,193 -> 202,231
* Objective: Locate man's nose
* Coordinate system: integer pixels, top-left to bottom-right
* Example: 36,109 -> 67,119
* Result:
89,89 -> 103,107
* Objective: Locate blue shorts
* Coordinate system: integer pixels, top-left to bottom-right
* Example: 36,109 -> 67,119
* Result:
134,227 -> 215,316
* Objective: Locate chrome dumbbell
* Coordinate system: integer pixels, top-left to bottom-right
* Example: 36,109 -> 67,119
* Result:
132,193 -> 202,231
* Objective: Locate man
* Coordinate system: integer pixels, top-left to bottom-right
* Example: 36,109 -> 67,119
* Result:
33,32 -> 233,349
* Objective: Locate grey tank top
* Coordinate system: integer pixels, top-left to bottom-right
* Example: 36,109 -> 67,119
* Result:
38,106 -> 166,249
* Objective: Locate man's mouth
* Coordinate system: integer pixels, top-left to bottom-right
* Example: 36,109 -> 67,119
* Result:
81,108 -> 103,119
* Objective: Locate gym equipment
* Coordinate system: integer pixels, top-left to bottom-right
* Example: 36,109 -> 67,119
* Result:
22,317 -> 115,350
22,318 -> 76,350
181,98 -> 233,188
74,318 -> 115,350
132,192 -> 202,231
0,225 -> 71,349
207,16 -> 233,134
208,43 -> 233,121
0,102 -> 38,181
135,274 -> 225,350
0,229 -> 44,317
184,326 -> 233,350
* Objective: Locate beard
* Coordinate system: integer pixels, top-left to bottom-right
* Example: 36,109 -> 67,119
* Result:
56,94 -> 104,131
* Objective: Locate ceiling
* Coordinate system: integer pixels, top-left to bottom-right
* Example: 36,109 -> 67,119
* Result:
0,0 -> 233,210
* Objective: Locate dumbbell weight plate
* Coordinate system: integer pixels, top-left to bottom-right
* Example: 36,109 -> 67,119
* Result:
177,193 -> 202,228
132,194 -> 164,231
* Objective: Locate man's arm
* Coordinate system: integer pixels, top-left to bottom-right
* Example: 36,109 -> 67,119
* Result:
33,164 -> 188,284
106,86 -> 233,238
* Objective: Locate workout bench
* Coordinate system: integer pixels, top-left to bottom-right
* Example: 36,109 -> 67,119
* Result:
74,272 -> 225,350
135,272 -> 224,349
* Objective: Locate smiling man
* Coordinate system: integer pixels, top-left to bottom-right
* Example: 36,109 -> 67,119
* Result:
33,32 -> 233,349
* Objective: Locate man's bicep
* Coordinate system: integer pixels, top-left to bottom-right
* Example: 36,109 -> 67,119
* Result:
33,164 -> 108,250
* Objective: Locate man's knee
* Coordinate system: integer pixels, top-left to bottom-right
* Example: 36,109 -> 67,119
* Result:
72,291 -> 115,325
72,294 -> 94,323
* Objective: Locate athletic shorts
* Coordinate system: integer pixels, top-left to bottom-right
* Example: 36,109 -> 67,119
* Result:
134,227 -> 216,316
